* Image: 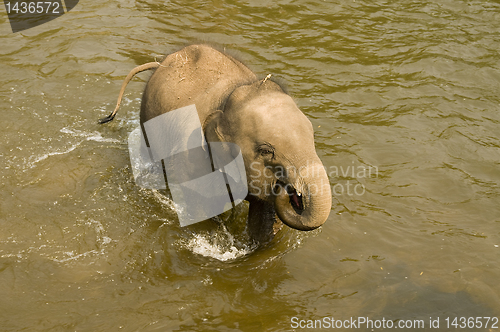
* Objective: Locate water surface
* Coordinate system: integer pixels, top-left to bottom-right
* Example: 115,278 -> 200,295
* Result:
1,0 -> 500,330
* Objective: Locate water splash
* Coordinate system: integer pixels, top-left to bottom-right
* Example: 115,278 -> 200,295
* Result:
19,127 -> 120,170
24,141 -> 81,169
184,224 -> 256,262
60,127 -> 120,143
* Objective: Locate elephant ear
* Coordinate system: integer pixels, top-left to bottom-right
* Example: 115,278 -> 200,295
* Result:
203,110 -> 241,164
203,110 -> 225,144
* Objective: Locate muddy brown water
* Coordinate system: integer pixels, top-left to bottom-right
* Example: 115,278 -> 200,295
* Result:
1,0 -> 500,331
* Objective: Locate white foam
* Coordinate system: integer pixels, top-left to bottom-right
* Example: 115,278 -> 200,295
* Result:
185,225 -> 256,261
20,127 -> 120,170
60,127 -> 120,143
51,249 -> 104,263
25,142 -> 81,169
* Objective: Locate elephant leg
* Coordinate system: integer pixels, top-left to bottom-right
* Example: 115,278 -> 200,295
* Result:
246,198 -> 283,244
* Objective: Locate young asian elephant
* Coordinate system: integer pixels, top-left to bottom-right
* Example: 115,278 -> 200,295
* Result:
100,44 -> 332,243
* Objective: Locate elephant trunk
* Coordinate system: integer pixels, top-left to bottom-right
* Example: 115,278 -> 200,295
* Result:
274,162 -> 332,231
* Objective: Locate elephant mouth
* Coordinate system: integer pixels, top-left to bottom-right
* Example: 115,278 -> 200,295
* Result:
276,182 -> 304,215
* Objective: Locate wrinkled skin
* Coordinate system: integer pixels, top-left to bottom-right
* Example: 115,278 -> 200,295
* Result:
140,44 -> 332,243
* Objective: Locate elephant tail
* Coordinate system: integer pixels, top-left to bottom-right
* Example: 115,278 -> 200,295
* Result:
99,62 -> 160,124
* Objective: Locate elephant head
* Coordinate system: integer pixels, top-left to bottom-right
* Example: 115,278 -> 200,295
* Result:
204,79 -> 332,238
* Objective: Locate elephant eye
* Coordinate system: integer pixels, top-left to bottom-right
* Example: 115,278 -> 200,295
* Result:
257,144 -> 275,158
